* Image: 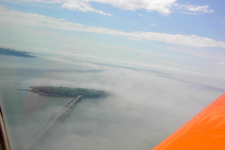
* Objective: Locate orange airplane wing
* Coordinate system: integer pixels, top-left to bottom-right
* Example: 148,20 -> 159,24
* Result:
153,93 -> 225,150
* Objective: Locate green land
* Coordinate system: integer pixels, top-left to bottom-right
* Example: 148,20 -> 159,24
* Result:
30,86 -> 109,98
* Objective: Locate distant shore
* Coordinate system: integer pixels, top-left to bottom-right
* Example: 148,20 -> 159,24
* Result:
0,47 -> 36,57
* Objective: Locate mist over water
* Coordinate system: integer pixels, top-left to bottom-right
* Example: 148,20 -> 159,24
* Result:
0,54 -> 224,150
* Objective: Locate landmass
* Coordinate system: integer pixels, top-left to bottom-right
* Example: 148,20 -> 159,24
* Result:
30,86 -> 109,98
0,47 -> 35,57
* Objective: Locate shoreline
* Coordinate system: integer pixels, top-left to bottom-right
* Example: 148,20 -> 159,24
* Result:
20,86 -> 109,98
18,88 -> 77,97
30,88 -> 77,97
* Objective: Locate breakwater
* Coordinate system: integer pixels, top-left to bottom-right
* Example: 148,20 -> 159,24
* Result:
20,95 -> 83,150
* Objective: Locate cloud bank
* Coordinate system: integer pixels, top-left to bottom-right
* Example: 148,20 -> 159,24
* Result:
0,6 -> 224,48
2,55 -> 223,150
3,0 -> 214,15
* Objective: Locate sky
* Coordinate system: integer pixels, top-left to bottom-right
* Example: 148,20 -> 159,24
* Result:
0,0 -> 225,150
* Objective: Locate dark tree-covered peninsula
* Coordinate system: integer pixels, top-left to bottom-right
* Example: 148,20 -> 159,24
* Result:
0,47 -> 35,57
30,86 -> 109,98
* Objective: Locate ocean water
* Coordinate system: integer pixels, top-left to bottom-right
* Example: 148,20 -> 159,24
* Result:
0,54 -> 223,150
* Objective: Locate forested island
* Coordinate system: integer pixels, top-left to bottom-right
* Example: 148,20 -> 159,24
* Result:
0,47 -> 35,57
30,86 -> 109,98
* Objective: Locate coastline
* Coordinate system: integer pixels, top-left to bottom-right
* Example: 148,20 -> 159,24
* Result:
21,86 -> 109,98
29,87 -> 76,97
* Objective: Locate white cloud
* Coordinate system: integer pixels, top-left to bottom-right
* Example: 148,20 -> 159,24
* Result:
173,3 -> 214,14
3,0 -> 111,15
87,0 -> 176,15
129,37 -> 142,41
61,0 -> 111,16
187,5 -> 214,13
3,0 -> 214,15
3,0 -> 63,3
0,6 -> 224,48
218,62 -> 225,65
150,24 -> 156,27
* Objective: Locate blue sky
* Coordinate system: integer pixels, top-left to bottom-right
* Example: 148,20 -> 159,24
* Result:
0,0 -> 225,75
2,0 -> 224,37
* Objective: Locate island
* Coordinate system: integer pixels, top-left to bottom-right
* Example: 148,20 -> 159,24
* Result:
0,47 -> 35,57
30,86 -> 109,98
